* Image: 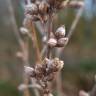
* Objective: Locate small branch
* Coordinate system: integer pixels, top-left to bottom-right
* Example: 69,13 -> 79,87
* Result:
67,6 -> 84,39
47,14 -> 53,59
64,6 -> 84,48
30,22 -> 42,64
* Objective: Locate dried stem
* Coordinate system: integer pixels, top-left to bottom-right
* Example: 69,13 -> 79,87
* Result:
30,22 -> 42,64
67,6 -> 84,40
64,6 -> 84,48
47,14 -> 53,59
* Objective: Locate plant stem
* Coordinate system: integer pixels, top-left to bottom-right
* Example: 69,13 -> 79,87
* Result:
30,22 -> 41,64
47,14 -> 53,59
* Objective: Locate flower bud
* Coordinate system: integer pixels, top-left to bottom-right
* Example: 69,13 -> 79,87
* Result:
42,36 -> 47,43
57,37 -> 68,47
16,51 -> 23,58
48,93 -> 54,96
25,3 -> 38,15
20,27 -> 29,35
55,25 -> 66,38
24,66 -> 35,77
47,38 -> 57,47
18,84 -> 27,91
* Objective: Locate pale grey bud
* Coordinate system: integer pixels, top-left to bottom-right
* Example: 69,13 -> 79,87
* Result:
16,51 -> 23,58
79,90 -> 89,96
48,93 -> 54,96
25,3 -> 38,14
55,25 -> 66,38
18,84 -> 27,91
42,36 -> 47,43
47,38 -> 57,47
57,37 -> 68,47
20,27 -> 29,35
24,66 -> 35,76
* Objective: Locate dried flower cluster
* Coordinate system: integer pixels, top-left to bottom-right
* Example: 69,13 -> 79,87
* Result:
24,0 -> 69,23
20,0 -> 68,95
25,58 -> 64,94
18,0 -> 84,96
47,25 -> 68,48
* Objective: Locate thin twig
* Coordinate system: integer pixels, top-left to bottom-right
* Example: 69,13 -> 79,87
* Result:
30,22 -> 42,64
64,6 -> 84,48
47,14 -> 53,59
67,6 -> 84,39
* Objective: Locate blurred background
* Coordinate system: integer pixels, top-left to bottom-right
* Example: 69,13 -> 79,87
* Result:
0,0 -> 96,96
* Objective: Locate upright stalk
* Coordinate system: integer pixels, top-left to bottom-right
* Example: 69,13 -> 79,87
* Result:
30,22 -> 41,64
47,14 -> 53,59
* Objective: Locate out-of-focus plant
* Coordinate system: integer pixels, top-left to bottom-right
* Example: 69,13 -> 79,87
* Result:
14,0 -> 84,96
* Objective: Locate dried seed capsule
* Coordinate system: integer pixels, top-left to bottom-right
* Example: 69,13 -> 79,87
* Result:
35,64 -> 43,79
24,66 -> 35,77
57,37 -> 68,47
18,84 -> 27,91
55,25 -> 66,38
38,1 -> 49,14
57,38 -> 65,47
20,27 -> 29,35
47,38 -> 57,47
25,3 -> 38,15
